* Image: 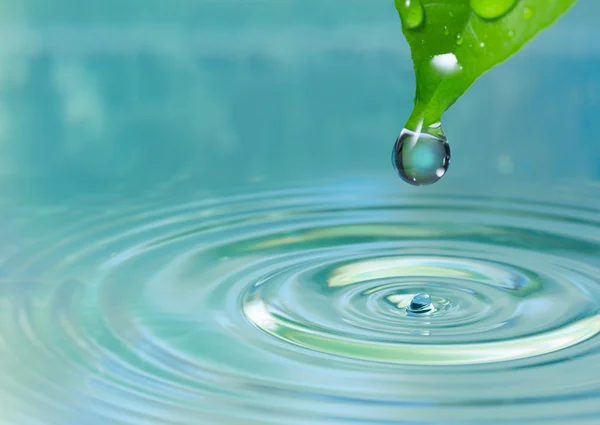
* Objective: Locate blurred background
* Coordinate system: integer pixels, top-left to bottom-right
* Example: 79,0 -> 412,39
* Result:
0,0 -> 598,199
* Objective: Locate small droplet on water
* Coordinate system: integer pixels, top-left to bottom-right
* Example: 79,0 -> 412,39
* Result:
392,124 -> 451,186
395,0 -> 425,29
470,0 -> 518,20
407,293 -> 433,313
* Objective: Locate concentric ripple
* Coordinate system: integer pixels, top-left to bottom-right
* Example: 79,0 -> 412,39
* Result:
243,254 -> 600,365
2,180 -> 600,424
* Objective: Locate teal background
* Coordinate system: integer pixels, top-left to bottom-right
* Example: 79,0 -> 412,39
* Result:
0,0 -> 598,202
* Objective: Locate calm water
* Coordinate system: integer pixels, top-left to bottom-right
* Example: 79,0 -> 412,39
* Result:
1,1 -> 600,424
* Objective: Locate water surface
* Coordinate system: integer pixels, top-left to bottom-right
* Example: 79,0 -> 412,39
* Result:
2,179 -> 600,424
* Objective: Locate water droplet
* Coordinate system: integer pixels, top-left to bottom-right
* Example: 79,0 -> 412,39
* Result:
508,30 -> 515,38
407,293 -> 433,313
392,124 -> 451,186
479,41 -> 485,48
456,34 -> 463,45
470,0 -> 518,20
395,0 -> 425,30
523,6 -> 533,20
443,26 -> 449,35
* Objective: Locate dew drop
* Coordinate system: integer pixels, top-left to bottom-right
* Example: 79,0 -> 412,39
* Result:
407,293 -> 433,313
395,0 -> 425,30
523,6 -> 533,20
443,26 -> 449,35
508,30 -> 515,38
470,0 -> 518,20
392,124 -> 451,186
479,41 -> 485,48
456,33 -> 463,45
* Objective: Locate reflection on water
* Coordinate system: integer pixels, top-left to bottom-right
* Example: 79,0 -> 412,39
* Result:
2,180 -> 600,424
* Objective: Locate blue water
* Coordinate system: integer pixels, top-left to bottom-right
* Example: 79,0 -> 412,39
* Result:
1,1 -> 600,424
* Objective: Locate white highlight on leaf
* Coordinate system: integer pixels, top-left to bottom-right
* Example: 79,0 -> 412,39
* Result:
430,53 -> 462,75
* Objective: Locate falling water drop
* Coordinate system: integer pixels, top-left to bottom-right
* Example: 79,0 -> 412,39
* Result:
392,124 -> 451,186
470,0 -> 518,20
395,0 -> 425,30
407,293 -> 433,313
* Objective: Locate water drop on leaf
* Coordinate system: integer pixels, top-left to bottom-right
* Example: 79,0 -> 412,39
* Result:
393,0 -> 576,185
470,0 -> 518,20
395,0 -> 425,30
392,124 -> 450,186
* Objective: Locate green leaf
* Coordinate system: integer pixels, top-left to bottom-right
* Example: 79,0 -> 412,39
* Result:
395,0 -> 578,128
